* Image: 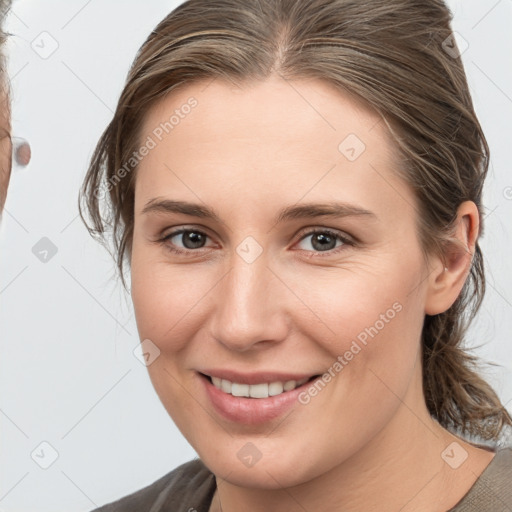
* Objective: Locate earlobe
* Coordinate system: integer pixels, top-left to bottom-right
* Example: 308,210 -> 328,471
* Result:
424,201 -> 479,316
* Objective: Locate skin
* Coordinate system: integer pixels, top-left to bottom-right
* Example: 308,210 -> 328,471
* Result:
130,75 -> 495,512
0,86 -> 11,213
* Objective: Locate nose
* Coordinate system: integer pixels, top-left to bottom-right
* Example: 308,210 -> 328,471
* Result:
208,246 -> 290,352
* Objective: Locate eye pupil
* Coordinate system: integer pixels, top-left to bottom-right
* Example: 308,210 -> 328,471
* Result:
183,231 -> 205,249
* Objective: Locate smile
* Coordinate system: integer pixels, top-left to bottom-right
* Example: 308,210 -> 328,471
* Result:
198,371 -> 322,424
210,375 -> 316,398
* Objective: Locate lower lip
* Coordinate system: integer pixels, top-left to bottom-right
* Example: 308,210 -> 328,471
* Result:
199,373 -> 318,425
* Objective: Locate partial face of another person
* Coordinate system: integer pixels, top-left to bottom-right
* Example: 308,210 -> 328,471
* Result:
0,85 -> 11,213
130,75 -> 443,487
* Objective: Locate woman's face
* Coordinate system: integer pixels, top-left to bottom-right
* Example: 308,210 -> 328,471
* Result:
130,75 -> 436,487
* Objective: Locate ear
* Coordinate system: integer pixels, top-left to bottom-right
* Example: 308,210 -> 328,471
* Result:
424,200 -> 479,316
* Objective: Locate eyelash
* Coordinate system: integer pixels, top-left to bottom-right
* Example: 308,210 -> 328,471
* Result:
158,227 -> 355,258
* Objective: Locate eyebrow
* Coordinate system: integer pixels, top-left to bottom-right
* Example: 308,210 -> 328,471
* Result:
141,198 -> 377,224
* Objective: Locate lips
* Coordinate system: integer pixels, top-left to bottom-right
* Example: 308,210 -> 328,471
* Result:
197,370 -> 323,424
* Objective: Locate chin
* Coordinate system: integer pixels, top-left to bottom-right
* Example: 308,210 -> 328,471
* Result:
202,451 -> 317,490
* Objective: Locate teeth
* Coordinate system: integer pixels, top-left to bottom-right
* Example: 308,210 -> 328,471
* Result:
268,381 -> 284,396
210,376 -> 310,398
232,383 -> 249,397
249,383 -> 269,399
220,378 -> 231,393
284,380 -> 297,391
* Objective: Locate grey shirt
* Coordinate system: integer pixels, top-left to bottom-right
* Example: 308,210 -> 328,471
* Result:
92,447 -> 512,512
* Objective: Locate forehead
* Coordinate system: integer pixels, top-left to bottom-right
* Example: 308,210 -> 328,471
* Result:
134,75 -> 413,224
142,75 -> 389,155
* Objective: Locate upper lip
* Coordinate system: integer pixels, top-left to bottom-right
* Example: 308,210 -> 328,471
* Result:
198,369 -> 320,385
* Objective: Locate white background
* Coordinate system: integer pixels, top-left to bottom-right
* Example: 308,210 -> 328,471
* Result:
0,1 -> 511,510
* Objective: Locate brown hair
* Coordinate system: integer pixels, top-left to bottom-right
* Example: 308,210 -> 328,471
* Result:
0,0 -> 11,75
79,0 -> 512,441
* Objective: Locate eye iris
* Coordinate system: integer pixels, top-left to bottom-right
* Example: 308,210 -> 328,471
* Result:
312,232 -> 336,251
182,231 -> 205,249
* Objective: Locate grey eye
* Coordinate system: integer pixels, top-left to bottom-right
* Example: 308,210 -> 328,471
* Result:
170,230 -> 208,249
297,231 -> 344,252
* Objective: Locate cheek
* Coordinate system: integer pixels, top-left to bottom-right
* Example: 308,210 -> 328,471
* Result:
130,246 -> 218,348
291,260 -> 426,395
292,259 -> 423,343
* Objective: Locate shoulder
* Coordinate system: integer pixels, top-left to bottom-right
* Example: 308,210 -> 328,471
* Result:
449,446 -> 512,511
90,457 -> 216,512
